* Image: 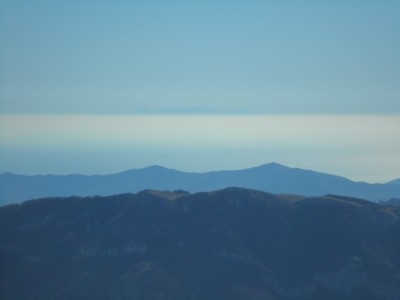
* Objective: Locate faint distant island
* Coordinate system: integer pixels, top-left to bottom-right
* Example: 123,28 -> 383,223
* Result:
133,107 -> 252,115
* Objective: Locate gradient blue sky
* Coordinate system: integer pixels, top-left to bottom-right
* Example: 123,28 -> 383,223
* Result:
1,0 -> 399,114
0,1 -> 399,182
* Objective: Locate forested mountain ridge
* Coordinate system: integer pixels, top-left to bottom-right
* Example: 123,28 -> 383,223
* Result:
1,188 -> 400,300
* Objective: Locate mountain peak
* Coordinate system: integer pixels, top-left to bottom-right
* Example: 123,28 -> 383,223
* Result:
257,162 -> 290,170
143,165 -> 169,171
267,162 -> 287,167
120,165 -> 172,173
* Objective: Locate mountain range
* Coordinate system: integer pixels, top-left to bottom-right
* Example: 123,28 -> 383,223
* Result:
1,163 -> 400,205
1,188 -> 399,300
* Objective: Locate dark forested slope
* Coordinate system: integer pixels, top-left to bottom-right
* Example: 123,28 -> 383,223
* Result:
1,188 -> 400,300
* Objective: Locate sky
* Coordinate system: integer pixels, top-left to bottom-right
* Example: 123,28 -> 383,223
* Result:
0,1 -> 399,182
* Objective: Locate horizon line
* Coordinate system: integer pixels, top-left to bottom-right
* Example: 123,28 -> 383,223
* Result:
1,112 -> 400,116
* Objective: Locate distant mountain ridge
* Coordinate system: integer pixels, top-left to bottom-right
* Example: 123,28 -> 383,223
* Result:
388,178 -> 400,185
1,188 -> 399,299
1,163 -> 400,205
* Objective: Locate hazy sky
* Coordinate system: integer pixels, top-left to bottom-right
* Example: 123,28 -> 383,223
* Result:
1,0 -> 399,114
0,1 -> 399,182
1,114 -> 399,183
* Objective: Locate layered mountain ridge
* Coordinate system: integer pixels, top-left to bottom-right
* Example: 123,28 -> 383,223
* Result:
1,163 -> 400,205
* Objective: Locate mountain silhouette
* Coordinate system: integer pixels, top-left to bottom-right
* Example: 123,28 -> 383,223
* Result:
388,178 -> 400,185
1,188 -> 399,300
1,163 -> 400,205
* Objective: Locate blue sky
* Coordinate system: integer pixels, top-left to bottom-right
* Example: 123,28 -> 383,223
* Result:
1,0 -> 399,114
0,1 -> 399,181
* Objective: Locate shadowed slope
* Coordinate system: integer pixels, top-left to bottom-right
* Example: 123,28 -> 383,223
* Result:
1,188 -> 399,300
